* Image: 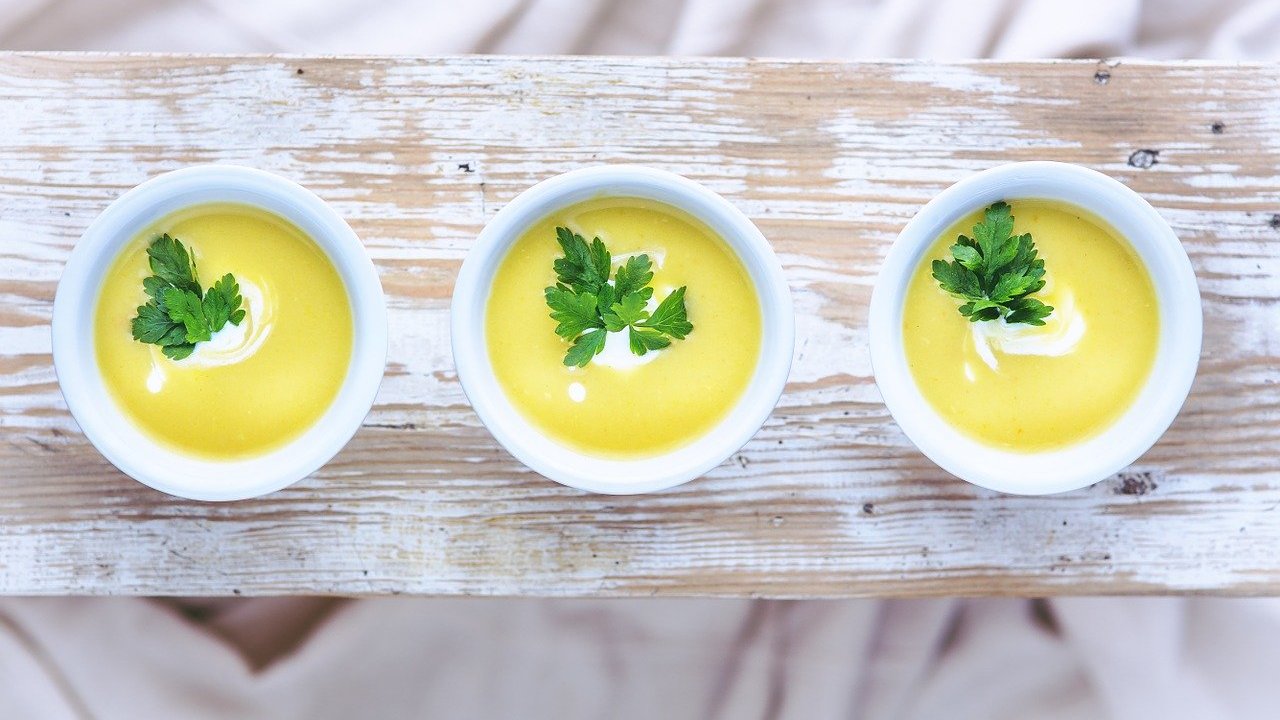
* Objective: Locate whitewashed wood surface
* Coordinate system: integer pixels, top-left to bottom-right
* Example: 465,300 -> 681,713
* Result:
1,54 -> 1279,596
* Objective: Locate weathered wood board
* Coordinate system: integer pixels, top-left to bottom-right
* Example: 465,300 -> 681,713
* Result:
1,54 -> 1279,596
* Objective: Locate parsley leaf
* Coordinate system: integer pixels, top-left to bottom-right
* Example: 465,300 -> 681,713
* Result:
613,254 -> 654,298
130,302 -> 185,345
545,286 -> 604,339
932,202 -> 1054,326
543,227 -> 695,367
602,290 -> 649,331
146,233 -> 202,297
553,227 -> 611,294
163,287 -> 212,344
629,327 -> 671,355
564,328 -> 608,368
130,235 -> 246,360
204,273 -> 246,330
162,343 -> 196,361
639,286 -> 693,339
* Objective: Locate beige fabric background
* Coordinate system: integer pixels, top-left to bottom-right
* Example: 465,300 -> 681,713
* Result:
2,0 -> 1280,58
3,0 -> 1280,717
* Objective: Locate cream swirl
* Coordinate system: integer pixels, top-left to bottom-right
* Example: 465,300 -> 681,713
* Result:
970,285 -> 1085,372
593,326 -> 661,370
144,278 -> 273,393
185,278 -> 273,368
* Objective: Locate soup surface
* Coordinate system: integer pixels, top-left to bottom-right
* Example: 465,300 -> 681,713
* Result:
95,203 -> 353,459
486,198 -> 762,457
902,200 -> 1159,451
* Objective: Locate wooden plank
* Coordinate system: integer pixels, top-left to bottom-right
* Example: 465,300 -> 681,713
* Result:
1,54 -> 1279,596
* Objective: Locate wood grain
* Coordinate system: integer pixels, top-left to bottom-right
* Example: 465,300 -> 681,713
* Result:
2,54 -> 1279,596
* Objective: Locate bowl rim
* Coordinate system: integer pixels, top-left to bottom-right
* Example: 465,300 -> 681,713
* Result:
868,161 -> 1202,495
51,164 -> 388,501
450,164 -> 794,495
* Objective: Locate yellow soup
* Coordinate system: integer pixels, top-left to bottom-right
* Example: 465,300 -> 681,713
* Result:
95,204 -> 353,459
486,198 -> 762,457
902,200 -> 1159,451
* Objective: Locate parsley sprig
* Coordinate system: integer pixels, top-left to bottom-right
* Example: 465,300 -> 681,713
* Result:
931,202 -> 1054,326
543,227 -> 693,367
130,234 -> 245,360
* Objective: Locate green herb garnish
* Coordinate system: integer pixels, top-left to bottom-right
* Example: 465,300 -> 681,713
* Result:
130,234 -> 245,360
544,227 -> 693,367
931,201 -> 1054,326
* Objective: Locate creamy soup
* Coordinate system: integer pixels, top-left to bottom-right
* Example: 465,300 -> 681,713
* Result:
902,200 -> 1159,451
485,198 -> 762,457
95,204 -> 353,459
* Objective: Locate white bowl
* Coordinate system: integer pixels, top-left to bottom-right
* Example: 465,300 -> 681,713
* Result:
869,161 -> 1202,495
452,165 -> 794,494
52,165 -> 387,501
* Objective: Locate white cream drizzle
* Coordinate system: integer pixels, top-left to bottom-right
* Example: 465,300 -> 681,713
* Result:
970,285 -> 1085,372
144,278 -> 273,393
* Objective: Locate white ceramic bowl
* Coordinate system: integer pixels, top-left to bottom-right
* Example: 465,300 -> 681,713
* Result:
452,165 -> 794,494
869,161 -> 1202,495
52,165 -> 387,501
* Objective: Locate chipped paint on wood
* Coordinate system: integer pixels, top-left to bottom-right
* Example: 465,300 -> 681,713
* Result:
1,54 -> 1279,596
